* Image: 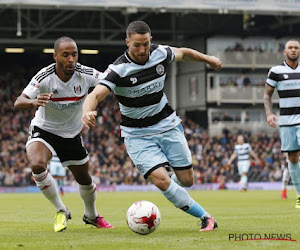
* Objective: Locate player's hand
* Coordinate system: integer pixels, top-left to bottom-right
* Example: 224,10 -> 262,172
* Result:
82,111 -> 97,129
267,114 -> 277,128
33,93 -> 53,108
207,56 -> 223,71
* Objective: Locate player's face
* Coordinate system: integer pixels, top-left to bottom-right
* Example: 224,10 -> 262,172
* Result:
54,42 -> 78,76
284,41 -> 300,63
126,33 -> 152,64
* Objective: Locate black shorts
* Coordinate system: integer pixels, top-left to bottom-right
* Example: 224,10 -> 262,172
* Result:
26,126 -> 89,167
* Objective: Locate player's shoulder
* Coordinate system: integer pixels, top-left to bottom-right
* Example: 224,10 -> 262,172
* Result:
32,63 -> 56,83
269,62 -> 287,73
75,62 -> 95,76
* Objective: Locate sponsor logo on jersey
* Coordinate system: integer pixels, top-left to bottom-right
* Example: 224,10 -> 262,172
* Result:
136,165 -> 144,172
74,85 -> 82,95
130,77 -> 138,84
30,82 -> 40,88
32,132 -> 40,138
283,74 -> 289,79
156,64 -> 165,75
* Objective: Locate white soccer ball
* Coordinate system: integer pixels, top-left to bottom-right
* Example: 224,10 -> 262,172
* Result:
126,200 -> 161,235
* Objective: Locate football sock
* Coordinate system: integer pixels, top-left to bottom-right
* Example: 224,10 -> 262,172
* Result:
240,175 -> 247,189
33,171 -> 67,212
282,167 -> 290,190
161,179 -> 210,218
78,182 -> 98,219
288,162 -> 300,195
170,173 -> 183,186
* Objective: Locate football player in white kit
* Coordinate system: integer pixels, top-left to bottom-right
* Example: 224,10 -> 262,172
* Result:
14,36 -> 113,232
227,135 -> 260,191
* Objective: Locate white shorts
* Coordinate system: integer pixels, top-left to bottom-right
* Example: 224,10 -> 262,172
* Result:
238,160 -> 250,175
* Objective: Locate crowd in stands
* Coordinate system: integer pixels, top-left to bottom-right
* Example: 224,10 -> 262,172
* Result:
0,70 -> 287,188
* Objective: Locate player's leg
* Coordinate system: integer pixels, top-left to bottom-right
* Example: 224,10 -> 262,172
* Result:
67,162 -> 113,228
282,125 -> 300,207
26,140 -> 70,232
287,151 -> 300,208
237,161 -> 248,191
124,128 -> 217,232
281,167 -> 289,199
148,167 -> 217,232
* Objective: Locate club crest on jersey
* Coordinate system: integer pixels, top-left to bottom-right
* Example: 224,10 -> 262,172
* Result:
74,85 -> 82,95
130,77 -> 138,84
156,64 -> 165,75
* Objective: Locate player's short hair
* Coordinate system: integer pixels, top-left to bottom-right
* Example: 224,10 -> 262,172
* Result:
54,36 -> 76,53
126,21 -> 151,38
285,39 -> 299,49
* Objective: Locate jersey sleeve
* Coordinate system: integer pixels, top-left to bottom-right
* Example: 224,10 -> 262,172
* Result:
266,68 -> 277,88
89,68 -> 106,88
99,66 -> 118,92
161,45 -> 175,64
22,77 -> 41,99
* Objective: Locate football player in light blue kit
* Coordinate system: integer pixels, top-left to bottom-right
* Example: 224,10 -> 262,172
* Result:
264,39 -> 300,208
82,21 -> 223,231
227,135 -> 260,192
48,154 -> 66,196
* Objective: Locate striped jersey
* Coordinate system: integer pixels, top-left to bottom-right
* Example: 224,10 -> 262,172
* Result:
23,63 -> 104,138
266,61 -> 300,126
234,143 -> 252,161
100,44 -> 181,137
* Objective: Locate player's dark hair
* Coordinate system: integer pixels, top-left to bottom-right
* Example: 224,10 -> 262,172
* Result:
126,21 -> 151,38
54,36 -> 76,53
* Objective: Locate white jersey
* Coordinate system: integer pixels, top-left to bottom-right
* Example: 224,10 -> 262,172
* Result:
234,143 -> 252,162
23,63 -> 104,138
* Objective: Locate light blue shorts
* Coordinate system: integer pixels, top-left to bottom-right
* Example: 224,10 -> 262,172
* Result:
48,161 -> 66,177
238,160 -> 250,175
279,125 -> 300,152
124,124 -> 192,178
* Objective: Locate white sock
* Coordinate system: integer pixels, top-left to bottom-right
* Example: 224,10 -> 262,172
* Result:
33,171 -> 67,212
282,168 -> 290,190
78,183 -> 98,219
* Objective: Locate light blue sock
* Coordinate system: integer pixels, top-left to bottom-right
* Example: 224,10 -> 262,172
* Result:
161,179 -> 209,218
241,175 -> 247,189
288,162 -> 300,195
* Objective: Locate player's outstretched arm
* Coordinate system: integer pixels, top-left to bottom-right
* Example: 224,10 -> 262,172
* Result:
227,152 -> 237,166
14,93 -> 53,110
264,83 -> 277,128
171,47 -> 223,70
82,84 -> 110,129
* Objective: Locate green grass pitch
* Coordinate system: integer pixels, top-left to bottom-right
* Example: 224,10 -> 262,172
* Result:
0,190 -> 299,249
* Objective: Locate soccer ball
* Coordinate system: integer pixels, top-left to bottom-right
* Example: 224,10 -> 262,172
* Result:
126,200 -> 161,235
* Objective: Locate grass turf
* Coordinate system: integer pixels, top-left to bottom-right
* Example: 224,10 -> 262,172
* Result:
0,190 -> 299,249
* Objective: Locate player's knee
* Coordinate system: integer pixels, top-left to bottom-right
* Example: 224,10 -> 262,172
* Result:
151,176 -> 171,191
180,178 -> 194,187
31,162 -> 47,174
